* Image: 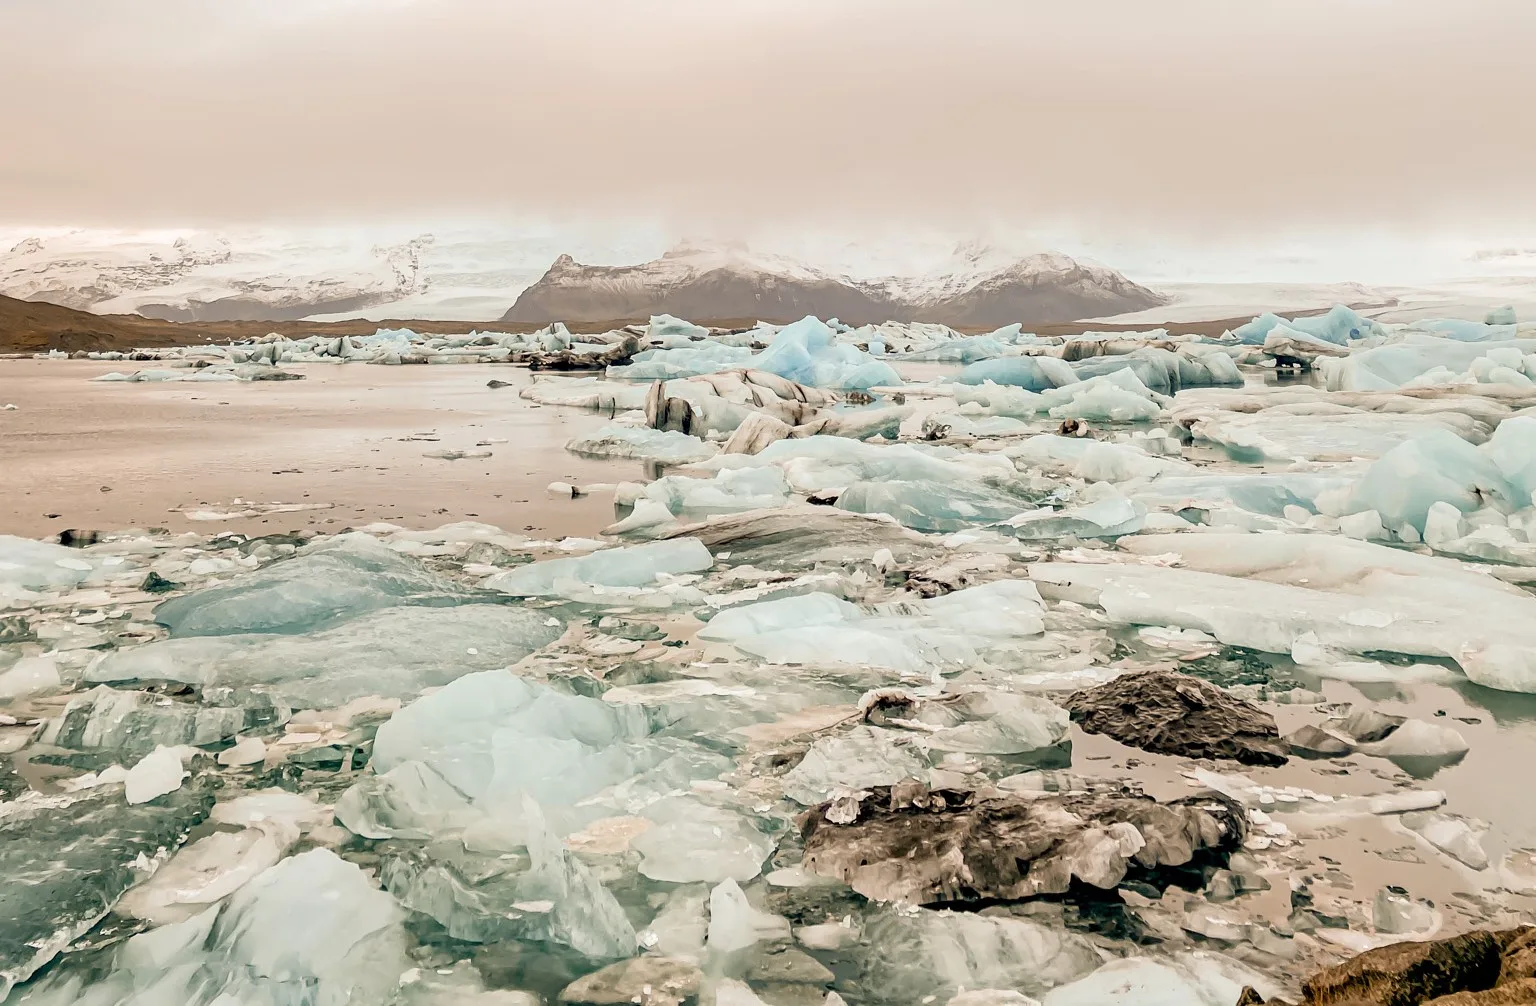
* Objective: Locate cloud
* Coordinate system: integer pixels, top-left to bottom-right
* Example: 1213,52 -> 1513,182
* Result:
2,0 -> 1533,240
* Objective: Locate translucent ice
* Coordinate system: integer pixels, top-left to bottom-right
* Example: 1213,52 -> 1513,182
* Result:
0,534 -> 104,592
566,424 -> 719,463
1004,435 -> 1196,482
836,479 -> 1036,531
751,316 -> 902,390
153,533 -> 465,637
124,745 -> 189,805
632,799 -> 775,883
706,878 -> 791,951
643,467 -> 793,516
1004,494 -> 1147,540
1041,952 -> 1276,1006
859,909 -> 1102,1002
488,537 -> 714,596
780,727 -> 929,805
87,604 -> 562,707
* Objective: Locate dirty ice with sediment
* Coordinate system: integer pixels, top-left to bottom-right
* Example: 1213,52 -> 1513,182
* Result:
6,301 -> 1536,1006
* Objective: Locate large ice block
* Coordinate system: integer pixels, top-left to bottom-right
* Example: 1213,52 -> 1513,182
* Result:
488,538 -> 714,596
85,604 -> 562,707
153,533 -> 466,637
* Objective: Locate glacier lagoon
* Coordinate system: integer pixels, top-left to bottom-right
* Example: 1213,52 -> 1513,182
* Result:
4,306 -> 1536,1005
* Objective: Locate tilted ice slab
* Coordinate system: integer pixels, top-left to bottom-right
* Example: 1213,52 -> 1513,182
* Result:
1127,472 -> 1354,518
1031,532 -> 1536,692
1231,304 -> 1382,346
565,424 -> 719,464
1338,417 -> 1536,534
360,669 -> 734,831
641,467 -> 794,516
698,580 -> 1048,673
858,908 -> 1103,1002
153,533 -> 469,637
488,537 -> 715,599
689,435 -> 1016,494
0,534 -> 110,594
1320,335 -> 1536,392
1004,435 -> 1196,482
0,784 -> 213,999
12,849 -> 412,1006
1186,409 -> 1487,463
836,478 -> 1038,532
951,369 -> 1170,423
85,604 -> 561,707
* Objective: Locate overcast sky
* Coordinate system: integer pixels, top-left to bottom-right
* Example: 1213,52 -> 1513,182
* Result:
2,0 -> 1534,260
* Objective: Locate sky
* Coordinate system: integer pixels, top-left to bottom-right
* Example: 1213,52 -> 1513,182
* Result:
2,0 -> 1535,280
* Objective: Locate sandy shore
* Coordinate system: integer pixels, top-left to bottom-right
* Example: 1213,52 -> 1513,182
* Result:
0,360 -> 641,541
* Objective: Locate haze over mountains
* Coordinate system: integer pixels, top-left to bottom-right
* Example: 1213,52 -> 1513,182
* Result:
500,243 -> 1166,326
0,231 -> 1166,326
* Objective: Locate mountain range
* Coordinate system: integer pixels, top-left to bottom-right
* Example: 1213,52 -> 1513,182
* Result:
501,243 -> 1167,327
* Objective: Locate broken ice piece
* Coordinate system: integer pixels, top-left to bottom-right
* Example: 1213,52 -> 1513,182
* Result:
124,745 -> 190,805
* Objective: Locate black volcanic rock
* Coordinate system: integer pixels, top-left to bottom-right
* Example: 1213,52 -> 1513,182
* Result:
1064,669 -> 1290,766
501,246 -> 1166,327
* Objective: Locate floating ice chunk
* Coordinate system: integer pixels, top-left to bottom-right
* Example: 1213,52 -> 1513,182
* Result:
566,424 -> 719,463
87,605 -> 562,707
124,745 -> 189,805
217,736 -> 267,767
1423,500 -> 1467,547
1004,494 -> 1147,540
837,479 -> 1036,531
706,878 -> 791,952
859,909 -> 1102,1002
0,534 -> 104,591
632,799 -> 774,883
649,313 -> 710,339
0,654 -> 60,700
1372,886 -> 1438,936
781,727 -> 928,805
924,692 -> 1070,755
1356,719 -> 1468,759
1035,532 -> 1536,693
697,435 -> 1015,494
39,685 -> 288,757
751,316 -> 902,389
1041,952 -> 1278,1006
604,498 -> 679,536
335,761 -> 477,839
370,669 -> 648,808
1233,304 -> 1381,346
1321,335 -> 1536,391
643,467 -> 793,516
1343,429 -> 1514,534
1191,410 -> 1484,463
954,355 -> 1079,391
1004,435 -> 1196,482
697,592 -> 860,641
117,825 -> 291,924
1402,812 -> 1489,869
488,537 -> 714,596
1337,509 -> 1388,541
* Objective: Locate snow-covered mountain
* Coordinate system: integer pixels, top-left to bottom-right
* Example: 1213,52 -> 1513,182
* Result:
0,230 -> 432,322
0,229 -> 1166,326
502,243 -> 1168,326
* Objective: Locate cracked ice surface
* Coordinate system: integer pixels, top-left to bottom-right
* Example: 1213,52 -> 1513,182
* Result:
8,307 -> 1536,1005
